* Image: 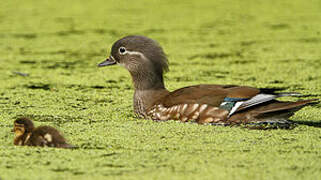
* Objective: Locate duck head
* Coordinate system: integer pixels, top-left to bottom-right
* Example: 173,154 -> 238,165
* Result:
98,35 -> 169,90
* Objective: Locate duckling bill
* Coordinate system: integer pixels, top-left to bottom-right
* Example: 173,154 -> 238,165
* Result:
13,117 -> 74,148
98,35 -> 318,128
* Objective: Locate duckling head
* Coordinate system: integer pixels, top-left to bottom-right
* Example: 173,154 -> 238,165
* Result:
13,117 -> 35,137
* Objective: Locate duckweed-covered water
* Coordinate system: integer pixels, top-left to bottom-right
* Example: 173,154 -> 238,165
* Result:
0,0 -> 321,179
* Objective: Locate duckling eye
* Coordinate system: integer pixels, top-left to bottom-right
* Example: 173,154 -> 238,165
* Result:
119,47 -> 126,55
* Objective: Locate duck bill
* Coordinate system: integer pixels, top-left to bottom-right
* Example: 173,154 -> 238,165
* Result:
98,56 -> 116,67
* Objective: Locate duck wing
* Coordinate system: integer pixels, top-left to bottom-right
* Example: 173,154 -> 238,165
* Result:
161,84 -> 260,107
160,84 -> 306,116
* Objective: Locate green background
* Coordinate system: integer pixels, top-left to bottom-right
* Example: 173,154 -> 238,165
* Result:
0,0 -> 320,179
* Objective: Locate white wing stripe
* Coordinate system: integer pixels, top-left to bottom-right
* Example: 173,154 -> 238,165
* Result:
228,102 -> 244,117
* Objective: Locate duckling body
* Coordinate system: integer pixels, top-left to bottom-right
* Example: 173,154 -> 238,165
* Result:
98,35 -> 318,128
13,117 -> 74,148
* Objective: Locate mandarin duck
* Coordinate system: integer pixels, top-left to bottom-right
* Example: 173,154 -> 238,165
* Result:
98,35 -> 317,128
13,117 -> 74,148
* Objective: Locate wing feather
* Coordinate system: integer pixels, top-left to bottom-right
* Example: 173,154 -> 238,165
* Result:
161,84 -> 260,107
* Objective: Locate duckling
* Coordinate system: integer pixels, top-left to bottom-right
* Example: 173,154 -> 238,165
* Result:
13,117 -> 74,148
98,35 -> 318,128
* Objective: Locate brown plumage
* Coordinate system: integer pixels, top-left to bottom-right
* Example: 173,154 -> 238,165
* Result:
13,117 -> 75,148
98,35 -> 318,128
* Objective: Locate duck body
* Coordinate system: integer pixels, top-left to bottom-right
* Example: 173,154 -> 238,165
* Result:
98,35 -> 317,128
26,126 -> 73,148
13,117 -> 74,148
145,84 -> 314,125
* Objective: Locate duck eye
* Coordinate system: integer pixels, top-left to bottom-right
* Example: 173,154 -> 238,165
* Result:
119,47 -> 126,54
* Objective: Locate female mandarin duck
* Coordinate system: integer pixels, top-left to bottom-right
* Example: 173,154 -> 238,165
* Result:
98,35 -> 317,128
13,117 -> 74,148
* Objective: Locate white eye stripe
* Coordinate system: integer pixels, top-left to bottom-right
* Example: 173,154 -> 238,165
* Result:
124,50 -> 143,55
122,50 -> 147,60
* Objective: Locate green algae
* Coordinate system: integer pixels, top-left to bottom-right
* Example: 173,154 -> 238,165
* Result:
0,0 -> 321,179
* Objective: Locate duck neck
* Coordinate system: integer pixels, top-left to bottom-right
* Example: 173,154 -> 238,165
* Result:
130,70 -> 169,118
130,69 -> 166,90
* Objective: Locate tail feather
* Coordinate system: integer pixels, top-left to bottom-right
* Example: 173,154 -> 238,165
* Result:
255,99 -> 318,114
236,92 -> 304,112
229,99 -> 319,129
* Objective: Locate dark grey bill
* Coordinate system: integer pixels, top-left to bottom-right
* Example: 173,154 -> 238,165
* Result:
98,57 -> 116,67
